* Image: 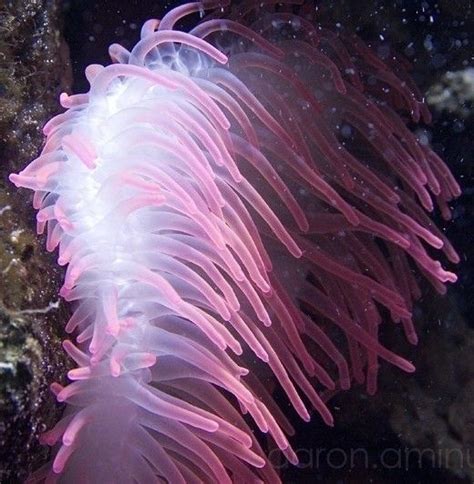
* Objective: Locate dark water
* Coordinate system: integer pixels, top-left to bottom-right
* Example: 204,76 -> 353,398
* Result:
61,1 -> 473,482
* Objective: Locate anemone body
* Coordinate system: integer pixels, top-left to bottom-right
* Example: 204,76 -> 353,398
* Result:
10,1 -> 460,482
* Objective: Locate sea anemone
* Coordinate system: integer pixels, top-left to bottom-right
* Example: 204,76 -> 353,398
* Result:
10,1 -> 460,482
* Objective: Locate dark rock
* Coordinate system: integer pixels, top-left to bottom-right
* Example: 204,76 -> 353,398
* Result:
0,0 -> 72,481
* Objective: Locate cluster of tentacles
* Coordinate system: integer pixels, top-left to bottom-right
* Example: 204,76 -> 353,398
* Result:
10,1 -> 460,482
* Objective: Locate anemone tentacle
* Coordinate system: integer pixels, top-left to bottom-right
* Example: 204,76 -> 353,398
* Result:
11,1 -> 458,482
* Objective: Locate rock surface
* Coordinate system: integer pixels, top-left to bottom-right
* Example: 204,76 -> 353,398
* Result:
0,1 -> 72,481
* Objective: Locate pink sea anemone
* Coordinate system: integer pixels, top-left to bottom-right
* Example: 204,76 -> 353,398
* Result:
10,1 -> 460,482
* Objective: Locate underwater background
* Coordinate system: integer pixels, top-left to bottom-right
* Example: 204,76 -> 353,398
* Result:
0,0 -> 472,482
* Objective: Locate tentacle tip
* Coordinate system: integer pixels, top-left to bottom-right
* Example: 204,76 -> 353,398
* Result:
367,386 -> 377,396
62,436 -> 74,447
62,340 -> 73,351
259,352 -> 270,363
106,323 -> 120,336
408,333 -> 419,345
233,345 -> 243,356
261,316 -> 272,327
52,461 -> 65,475
340,379 -> 351,390
447,272 -> 458,283
325,415 -> 335,427
325,380 -> 337,391
8,173 -> 20,187
450,253 -> 461,265
292,246 -> 303,259
59,92 -> 71,107
109,355 -> 121,374
39,434 -> 53,446
50,382 -> 63,396
347,211 -> 360,227
85,64 -> 105,83
433,237 -> 444,250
